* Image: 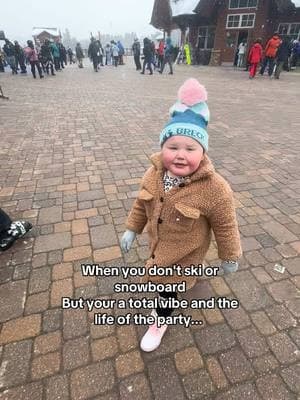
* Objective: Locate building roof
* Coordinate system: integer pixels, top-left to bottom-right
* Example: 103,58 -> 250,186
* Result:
32,27 -> 60,37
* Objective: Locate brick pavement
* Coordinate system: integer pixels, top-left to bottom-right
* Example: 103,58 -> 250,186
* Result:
0,60 -> 300,399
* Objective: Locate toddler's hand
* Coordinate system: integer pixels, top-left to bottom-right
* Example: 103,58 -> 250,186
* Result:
220,260 -> 239,274
121,230 -> 136,252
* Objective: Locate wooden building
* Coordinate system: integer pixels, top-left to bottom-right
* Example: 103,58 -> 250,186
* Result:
151,0 -> 300,65
32,28 -> 61,48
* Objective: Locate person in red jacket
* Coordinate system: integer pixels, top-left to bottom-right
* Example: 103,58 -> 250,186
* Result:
248,38 -> 263,79
260,32 -> 282,76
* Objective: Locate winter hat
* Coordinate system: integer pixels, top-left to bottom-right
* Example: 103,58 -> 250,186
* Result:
160,78 -> 210,152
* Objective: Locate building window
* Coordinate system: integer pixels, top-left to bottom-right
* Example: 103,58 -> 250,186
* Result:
226,13 -> 256,28
278,23 -> 300,40
197,27 -> 215,49
229,0 -> 258,8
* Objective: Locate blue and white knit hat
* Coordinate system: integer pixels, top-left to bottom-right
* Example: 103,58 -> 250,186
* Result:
160,78 -> 210,152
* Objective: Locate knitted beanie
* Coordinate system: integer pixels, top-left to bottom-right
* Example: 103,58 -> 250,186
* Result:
159,78 -> 210,152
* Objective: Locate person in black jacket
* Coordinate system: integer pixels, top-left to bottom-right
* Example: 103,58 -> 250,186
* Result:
40,39 -> 55,75
3,39 -> 17,74
132,38 -> 141,70
88,37 -> 101,72
14,41 -> 27,73
274,39 -> 291,79
141,38 -> 153,75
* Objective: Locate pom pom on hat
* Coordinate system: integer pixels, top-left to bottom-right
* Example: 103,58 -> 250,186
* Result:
178,78 -> 207,106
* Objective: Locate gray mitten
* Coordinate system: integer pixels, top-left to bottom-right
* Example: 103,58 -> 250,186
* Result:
220,260 -> 239,275
121,229 -> 136,253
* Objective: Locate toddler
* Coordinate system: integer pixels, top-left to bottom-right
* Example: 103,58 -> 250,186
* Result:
121,78 -> 242,351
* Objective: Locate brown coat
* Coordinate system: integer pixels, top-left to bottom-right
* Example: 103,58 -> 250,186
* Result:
126,152 -> 242,288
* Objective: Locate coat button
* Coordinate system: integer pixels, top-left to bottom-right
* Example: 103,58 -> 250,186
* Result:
160,197 -> 164,202
151,254 -> 155,259
158,218 -> 163,224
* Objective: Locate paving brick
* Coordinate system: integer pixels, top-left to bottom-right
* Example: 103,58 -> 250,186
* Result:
54,221 -> 71,233
0,315 -> 41,345
116,325 -> 138,352
251,311 -> 277,335
25,291 -> 49,314
90,323 -> 115,340
225,271 -> 273,311
206,355 -> 228,389
31,351 -> 61,380
267,332 -> 300,364
115,350 -> 144,378
43,309 -> 62,333
93,246 -> 122,262
74,271 -> 96,288
45,374 -> 69,400
38,206 -> 62,225
63,337 -> 90,369
222,306 -> 251,330
119,373 -> 153,400
182,369 -> 215,399
282,257 -> 300,275
63,309 -> 88,340
0,382 -> 43,400
202,308 -> 224,324
0,340 -> 32,389
52,262 -> 73,280
148,358 -> 186,400
34,331 -> 62,356
251,267 -> 273,284
51,278 -> 73,307
48,250 -> 63,265
72,219 -> 88,235
219,347 -> 254,383
267,280 -> 298,302
265,304 -> 297,330
70,361 -> 115,400
0,280 -> 27,323
91,336 -> 118,361
194,323 -> 236,355
34,232 -> 71,253
236,326 -> 269,358
215,383 -> 261,400
256,373 -> 295,400
251,353 -> 279,373
90,224 -> 119,249
29,267 -> 51,294
280,364 -> 300,394
261,221 -> 297,244
174,347 -> 203,375
63,245 -> 92,262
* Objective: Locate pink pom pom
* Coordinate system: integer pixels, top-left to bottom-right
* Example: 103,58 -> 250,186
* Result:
177,78 -> 207,106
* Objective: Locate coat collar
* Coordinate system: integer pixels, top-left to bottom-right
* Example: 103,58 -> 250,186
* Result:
149,152 -> 215,182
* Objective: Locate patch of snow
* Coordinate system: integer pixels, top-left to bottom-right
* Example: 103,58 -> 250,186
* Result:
170,0 -> 200,17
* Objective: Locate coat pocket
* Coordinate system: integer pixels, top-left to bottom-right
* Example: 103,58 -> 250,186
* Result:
171,203 -> 200,233
138,188 -> 154,219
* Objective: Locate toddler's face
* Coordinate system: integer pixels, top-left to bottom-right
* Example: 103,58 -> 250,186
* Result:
161,136 -> 204,177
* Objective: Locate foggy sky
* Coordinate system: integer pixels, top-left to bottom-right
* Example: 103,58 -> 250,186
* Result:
1,0 -> 157,42
2,0 -> 300,44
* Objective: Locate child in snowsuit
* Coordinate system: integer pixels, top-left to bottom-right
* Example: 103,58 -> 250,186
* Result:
248,38 -> 263,79
121,78 -> 242,352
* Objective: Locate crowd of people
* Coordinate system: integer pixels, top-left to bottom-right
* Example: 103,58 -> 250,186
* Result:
236,33 -> 300,80
132,36 -> 176,75
0,37 -> 84,78
0,32 -> 299,80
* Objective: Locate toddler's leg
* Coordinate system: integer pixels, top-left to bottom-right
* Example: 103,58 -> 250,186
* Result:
140,291 -> 177,352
